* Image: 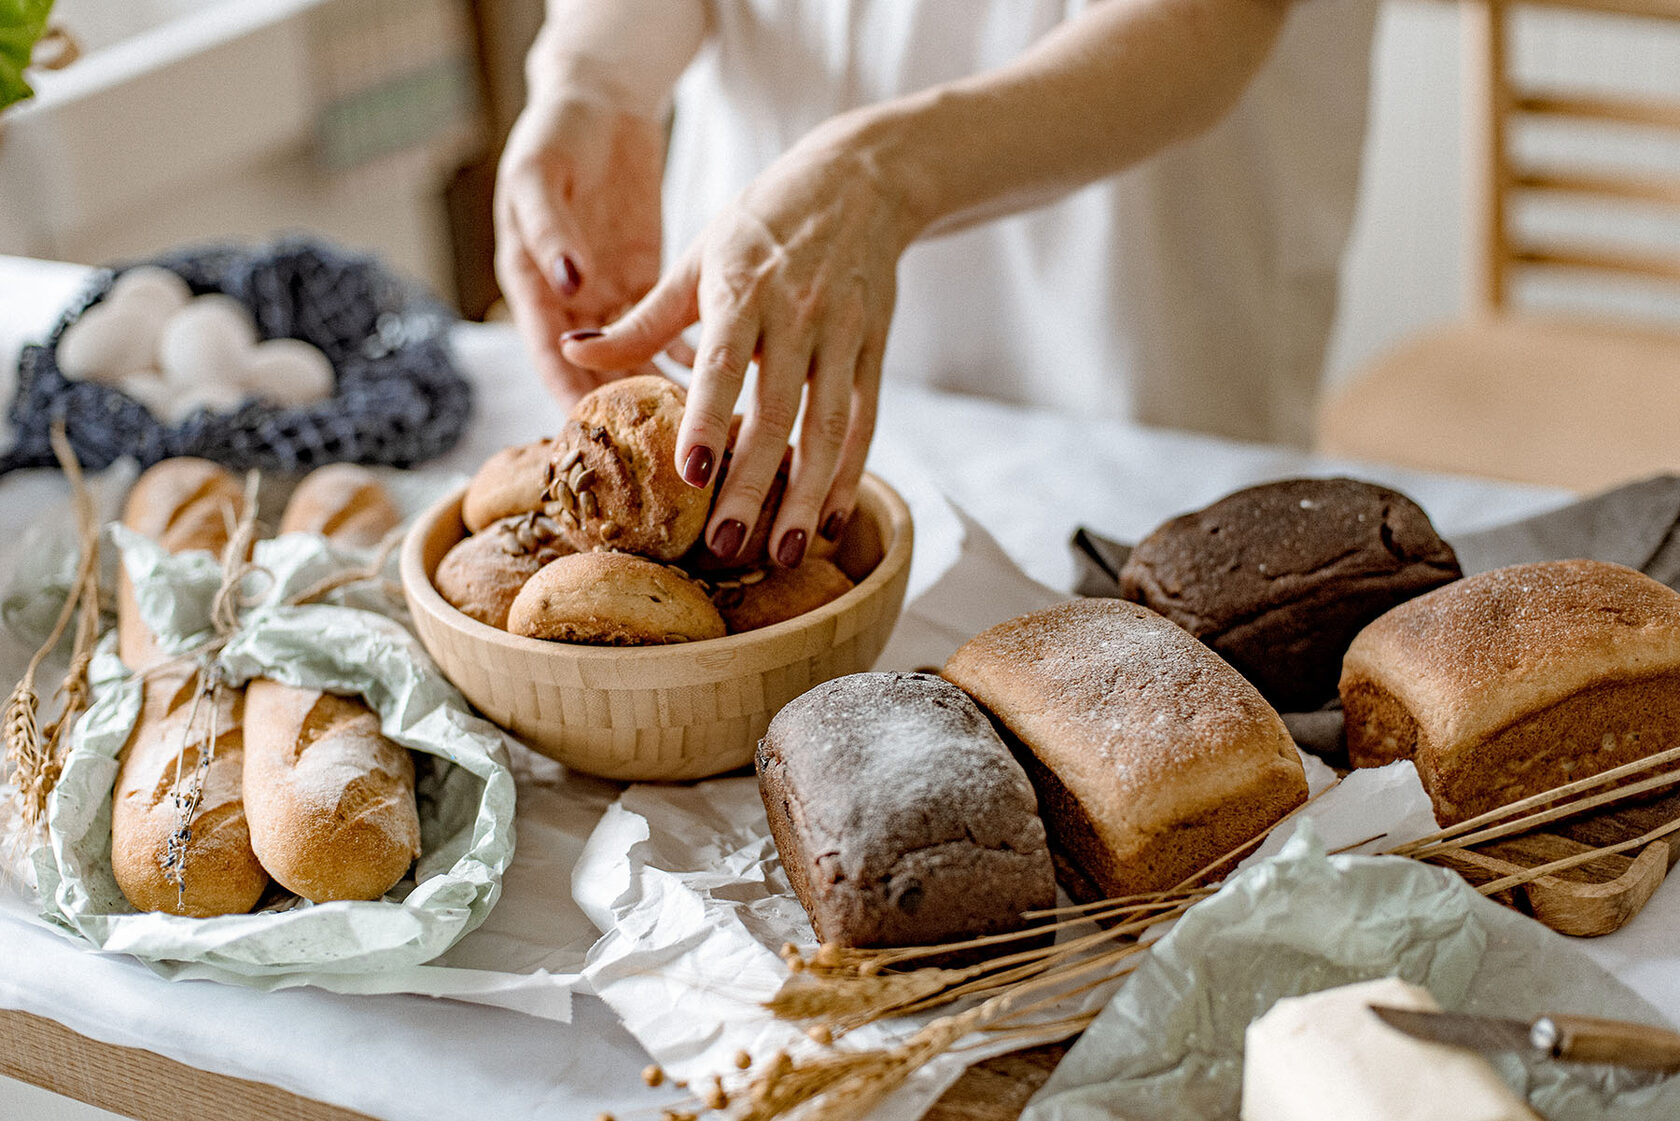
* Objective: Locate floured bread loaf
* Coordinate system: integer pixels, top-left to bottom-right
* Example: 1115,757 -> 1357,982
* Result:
758,672 -> 1055,949
1342,559 -> 1680,824
1119,478 -> 1461,711
944,598 -> 1307,901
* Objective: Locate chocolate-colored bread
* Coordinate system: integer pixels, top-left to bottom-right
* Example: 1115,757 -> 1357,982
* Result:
1118,477 -> 1462,711
758,672 -> 1055,950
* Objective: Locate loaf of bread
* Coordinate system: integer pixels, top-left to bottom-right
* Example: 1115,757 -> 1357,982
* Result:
758,672 -> 1055,949
506,550 -> 726,644
1341,559 -> 1680,825
243,464 -> 422,901
435,512 -> 572,629
943,598 -> 1307,901
278,463 -> 401,546
112,457 -> 268,916
1118,478 -> 1461,712
111,673 -> 270,916
713,558 -> 854,633
462,438 -> 553,533
544,376 -> 714,560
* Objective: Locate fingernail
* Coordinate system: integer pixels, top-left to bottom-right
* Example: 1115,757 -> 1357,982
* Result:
776,529 -> 807,569
710,519 -> 746,561
820,512 -> 848,542
560,329 -> 604,343
682,446 -> 714,488
556,255 -> 582,296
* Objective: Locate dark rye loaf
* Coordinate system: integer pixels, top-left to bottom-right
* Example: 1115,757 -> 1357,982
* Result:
1118,477 -> 1461,711
757,672 -> 1055,949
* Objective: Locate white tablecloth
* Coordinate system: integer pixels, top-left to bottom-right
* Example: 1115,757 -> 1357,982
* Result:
6,254 -> 1657,1121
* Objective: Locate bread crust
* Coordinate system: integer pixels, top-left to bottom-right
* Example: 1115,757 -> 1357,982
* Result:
435,512 -> 571,629
278,463 -> 401,547
1341,559 -> 1680,823
1118,477 -> 1460,711
942,598 -> 1306,899
506,550 -> 726,644
714,558 -> 854,633
757,672 -> 1055,950
544,376 -> 713,561
462,438 -> 554,533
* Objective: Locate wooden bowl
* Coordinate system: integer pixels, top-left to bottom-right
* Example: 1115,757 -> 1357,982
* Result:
401,474 -> 914,781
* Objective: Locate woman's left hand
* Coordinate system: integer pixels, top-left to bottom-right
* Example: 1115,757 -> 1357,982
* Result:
560,118 -> 922,569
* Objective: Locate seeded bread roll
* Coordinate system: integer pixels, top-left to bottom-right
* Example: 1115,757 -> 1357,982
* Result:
435,512 -> 572,629
462,437 -> 553,532
117,457 -> 246,671
714,558 -> 854,633
758,672 -> 1055,950
943,598 -> 1307,901
277,463 -> 401,547
506,550 -> 726,644
1118,478 -> 1462,712
1341,559 -> 1680,825
111,670 -> 269,916
244,470 -> 422,902
544,376 -> 714,560
112,457 -> 268,916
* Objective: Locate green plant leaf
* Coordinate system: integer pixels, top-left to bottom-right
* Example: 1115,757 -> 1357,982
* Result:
1,0 -> 56,111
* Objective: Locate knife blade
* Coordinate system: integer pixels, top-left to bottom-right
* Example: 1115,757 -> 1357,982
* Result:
1370,1005 -> 1680,1073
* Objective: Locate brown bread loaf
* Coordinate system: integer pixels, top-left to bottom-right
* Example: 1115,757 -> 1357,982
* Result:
506,550 -> 726,644
1117,477 -> 1461,711
277,463 -> 401,546
434,512 -> 572,629
758,672 -> 1055,950
1341,559 -> 1680,825
713,558 -> 854,633
943,598 -> 1307,901
111,458 -> 268,916
461,438 -> 553,532
243,464 -> 422,901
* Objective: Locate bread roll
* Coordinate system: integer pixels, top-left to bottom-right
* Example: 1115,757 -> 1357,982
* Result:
1118,478 -> 1461,711
713,558 -> 853,633
277,463 -> 401,546
758,672 -> 1055,951
112,457 -> 268,916
544,376 -> 714,560
1341,559 -> 1680,824
111,670 -> 269,916
117,457 -> 246,670
435,512 -> 572,629
506,551 -> 726,644
462,438 -> 553,533
943,599 -> 1307,901
244,464 -> 422,901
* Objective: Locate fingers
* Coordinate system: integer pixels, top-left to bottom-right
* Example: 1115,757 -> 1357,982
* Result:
505,161 -> 593,296
562,254 -> 701,373
495,237 -> 605,403
767,329 -> 865,568
816,331 -> 885,548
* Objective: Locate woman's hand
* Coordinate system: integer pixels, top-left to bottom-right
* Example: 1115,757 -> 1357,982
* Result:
494,94 -> 667,403
562,118 -> 922,568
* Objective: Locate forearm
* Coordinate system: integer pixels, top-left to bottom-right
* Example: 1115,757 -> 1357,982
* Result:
528,0 -> 708,119
832,0 -> 1292,238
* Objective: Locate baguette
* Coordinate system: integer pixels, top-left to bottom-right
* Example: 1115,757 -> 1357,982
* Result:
111,458 -> 268,916
243,464 -> 421,901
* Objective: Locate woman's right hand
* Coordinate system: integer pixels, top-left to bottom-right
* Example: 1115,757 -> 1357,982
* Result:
493,93 -> 668,403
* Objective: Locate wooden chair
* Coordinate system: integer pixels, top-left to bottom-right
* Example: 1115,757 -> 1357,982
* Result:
1317,0 -> 1680,492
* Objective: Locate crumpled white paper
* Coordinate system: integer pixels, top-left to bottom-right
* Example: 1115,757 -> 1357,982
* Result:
30,524 -> 548,1000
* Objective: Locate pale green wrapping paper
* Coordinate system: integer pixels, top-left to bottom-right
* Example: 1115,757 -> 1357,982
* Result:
1023,826 -> 1680,1121
30,525 -> 518,987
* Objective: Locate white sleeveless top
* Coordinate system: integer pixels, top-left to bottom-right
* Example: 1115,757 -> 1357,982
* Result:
664,0 -> 1380,447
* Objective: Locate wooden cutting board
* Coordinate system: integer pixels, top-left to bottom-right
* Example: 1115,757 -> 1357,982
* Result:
1427,783 -> 1680,937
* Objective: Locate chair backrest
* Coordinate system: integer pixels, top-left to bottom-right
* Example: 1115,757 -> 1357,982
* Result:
1473,0 -> 1680,316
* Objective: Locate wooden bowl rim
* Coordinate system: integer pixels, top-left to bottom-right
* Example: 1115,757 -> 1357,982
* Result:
400,471 -> 915,665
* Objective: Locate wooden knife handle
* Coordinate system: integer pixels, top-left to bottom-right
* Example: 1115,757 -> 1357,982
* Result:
1536,1014 -> 1680,1071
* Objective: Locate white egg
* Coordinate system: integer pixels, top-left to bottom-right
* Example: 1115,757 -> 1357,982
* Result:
108,266 -> 192,316
158,379 -> 249,425
57,301 -> 166,383
240,337 -> 336,406
115,368 -> 173,414
157,295 -> 259,389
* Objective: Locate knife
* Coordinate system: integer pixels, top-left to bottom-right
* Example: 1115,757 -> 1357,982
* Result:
1369,1005 -> 1680,1072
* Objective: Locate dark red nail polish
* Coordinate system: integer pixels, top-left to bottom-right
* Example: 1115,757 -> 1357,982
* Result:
561,329 -> 604,343
777,529 -> 807,568
682,446 -> 714,488
820,512 -> 848,542
710,519 -> 746,560
556,255 -> 582,296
